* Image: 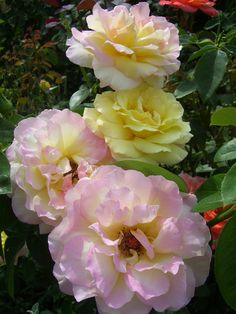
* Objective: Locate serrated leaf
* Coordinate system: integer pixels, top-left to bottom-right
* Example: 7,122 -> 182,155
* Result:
174,80 -> 197,99
0,152 -> 11,194
69,85 -> 90,112
195,50 -> 228,102
115,160 -> 187,192
215,213 -> 236,310
211,107 -> 236,126
214,138 -> 236,162
221,163 -> 236,206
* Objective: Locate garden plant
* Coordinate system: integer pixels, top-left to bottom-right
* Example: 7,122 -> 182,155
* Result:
1,0 -> 236,313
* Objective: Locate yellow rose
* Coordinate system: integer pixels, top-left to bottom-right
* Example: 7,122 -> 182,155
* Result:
84,85 -> 192,165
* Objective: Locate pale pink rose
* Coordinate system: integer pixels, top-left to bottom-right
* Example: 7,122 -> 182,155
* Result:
49,165 -> 211,313
66,2 -> 181,90
7,109 -> 111,231
180,172 -> 206,194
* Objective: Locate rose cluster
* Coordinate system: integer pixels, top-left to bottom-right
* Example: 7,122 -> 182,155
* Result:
7,2 -> 212,314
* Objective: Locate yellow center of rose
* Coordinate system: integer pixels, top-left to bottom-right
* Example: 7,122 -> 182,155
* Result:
118,228 -> 144,257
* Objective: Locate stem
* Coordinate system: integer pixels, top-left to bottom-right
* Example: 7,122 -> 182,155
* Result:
80,67 -> 92,89
207,205 -> 236,227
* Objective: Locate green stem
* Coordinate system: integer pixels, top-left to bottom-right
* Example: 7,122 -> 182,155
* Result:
80,67 -> 92,89
207,205 -> 236,227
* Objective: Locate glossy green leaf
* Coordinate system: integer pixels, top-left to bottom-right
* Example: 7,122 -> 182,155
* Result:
195,50 -> 228,102
188,45 -> 216,62
174,80 -> 197,99
211,107 -> 236,126
193,174 -> 224,212
69,85 -> 90,112
0,152 -> 11,194
115,160 -> 187,192
214,138 -> 236,162
221,163 -> 236,206
215,213 -> 236,310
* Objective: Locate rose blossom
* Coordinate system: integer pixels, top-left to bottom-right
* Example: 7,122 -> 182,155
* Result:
66,2 -> 181,90
159,0 -> 219,17
84,85 -> 192,165
6,109 -> 111,231
49,165 -> 211,314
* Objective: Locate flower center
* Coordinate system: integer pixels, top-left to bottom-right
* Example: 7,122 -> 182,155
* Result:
118,228 -> 144,257
63,159 -> 79,184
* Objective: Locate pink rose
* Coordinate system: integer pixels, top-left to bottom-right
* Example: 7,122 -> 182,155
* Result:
66,2 -> 181,90
49,165 -> 211,313
7,109 -> 111,231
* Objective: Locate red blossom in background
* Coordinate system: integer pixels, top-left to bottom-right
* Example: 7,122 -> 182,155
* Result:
180,172 -> 206,193
159,0 -> 219,17
204,208 -> 229,243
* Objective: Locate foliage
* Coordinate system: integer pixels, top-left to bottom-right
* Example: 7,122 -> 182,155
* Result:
1,0 -> 236,313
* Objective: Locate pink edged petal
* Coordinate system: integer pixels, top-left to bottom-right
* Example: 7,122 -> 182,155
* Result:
96,295 -> 151,314
148,265 -> 195,312
129,204 -> 159,226
135,255 -> 184,275
105,41 -> 134,55
131,229 -> 154,259
125,268 -> 169,300
130,2 -> 150,23
60,236 -> 95,287
87,248 -> 118,297
153,217 -> 182,253
39,223 -> 54,234
185,246 -> 212,287
180,193 -> 197,217
95,199 -> 127,227
94,63 -> 140,90
73,285 -> 97,303
53,263 -> 74,295
11,186 -> 41,224
149,176 -> 182,218
89,222 -> 119,247
113,253 -> 127,273
104,276 -> 134,308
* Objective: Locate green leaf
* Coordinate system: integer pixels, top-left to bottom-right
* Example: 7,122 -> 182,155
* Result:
0,118 -> 15,144
188,45 -> 216,63
194,50 -> 228,102
174,80 -> 197,99
211,107 -> 236,126
221,163 -> 236,206
69,85 -> 90,113
193,174 -> 224,212
214,138 -> 236,162
0,92 -> 13,114
115,160 -> 187,192
0,152 -> 11,194
215,213 -> 236,310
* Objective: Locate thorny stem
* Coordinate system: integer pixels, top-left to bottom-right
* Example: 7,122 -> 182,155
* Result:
207,205 -> 236,227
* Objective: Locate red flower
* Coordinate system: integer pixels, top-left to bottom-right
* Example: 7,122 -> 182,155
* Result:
204,208 -> 229,242
159,0 -> 219,17
45,0 -> 60,8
